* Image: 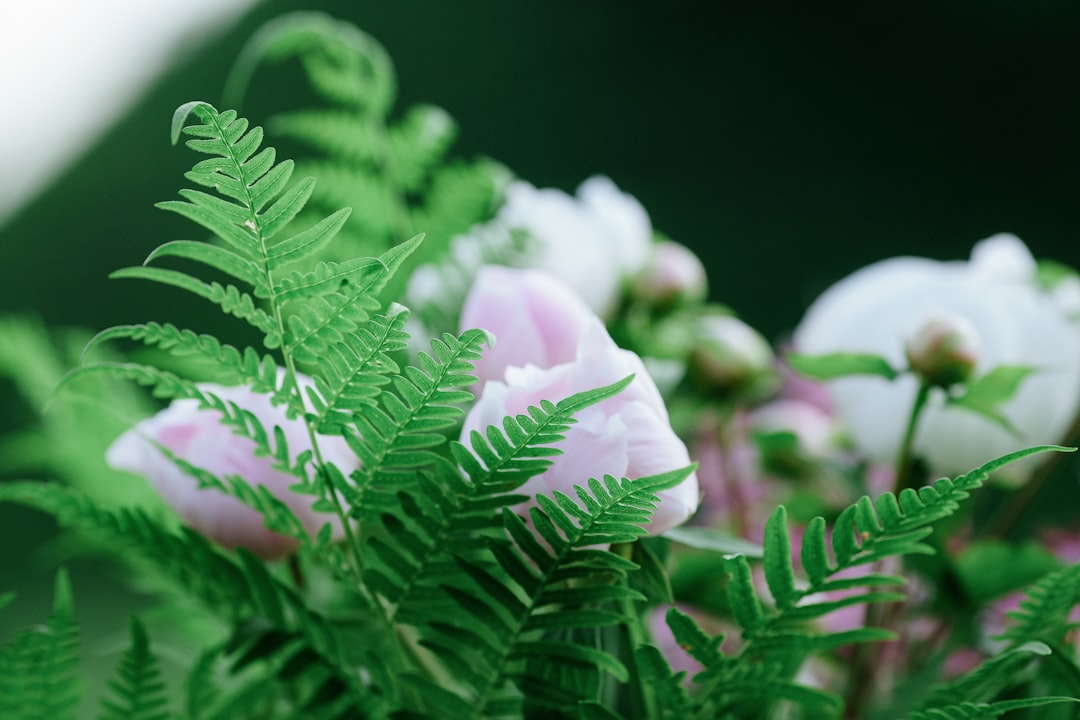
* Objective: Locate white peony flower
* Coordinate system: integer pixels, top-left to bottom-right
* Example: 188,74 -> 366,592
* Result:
794,233 -> 1080,476
498,176 -> 651,317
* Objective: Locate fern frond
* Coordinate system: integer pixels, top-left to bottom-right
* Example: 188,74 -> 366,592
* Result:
362,377 -> 633,621
409,466 -> 695,718
224,12 -> 504,301
997,563 -> 1080,648
0,482 -> 372,711
154,446 -> 316,547
82,321 -> 288,401
0,570 -> 80,720
109,266 -> 281,345
343,328 -> 485,498
212,620 -> 380,720
57,362 -> 307,477
672,446 -> 1069,719
905,697 -> 1080,719
97,617 -> 170,720
283,233 -> 421,364
915,642 -> 1053,712
109,100 -> 364,362
304,307 -> 407,435
634,644 -> 693,720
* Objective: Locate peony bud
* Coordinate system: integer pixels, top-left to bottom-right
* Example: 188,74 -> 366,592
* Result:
689,314 -> 778,400
632,240 -> 708,308
904,314 -> 981,387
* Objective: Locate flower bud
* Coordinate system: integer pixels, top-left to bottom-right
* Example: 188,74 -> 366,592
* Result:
689,314 -> 778,400
904,314 -> 982,387
632,240 -> 708,308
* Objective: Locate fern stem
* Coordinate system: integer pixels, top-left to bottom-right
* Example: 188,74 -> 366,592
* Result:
845,381 -> 933,714
203,104 -> 428,707
197,107 -> 367,585
614,542 -> 659,720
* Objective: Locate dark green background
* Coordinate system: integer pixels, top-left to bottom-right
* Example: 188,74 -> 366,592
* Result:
2,1 -> 1078,340
2,0 -> 1080,679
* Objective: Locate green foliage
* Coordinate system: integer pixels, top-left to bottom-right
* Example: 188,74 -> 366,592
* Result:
3,14 -> 1076,718
654,446 -> 1071,719
787,351 -> 900,381
954,540 -> 1061,604
997,563 -> 1080,649
361,376 -> 634,621
914,642 -> 1055,713
0,482 -> 378,717
0,570 -> 81,720
662,525 -> 765,558
948,366 -> 1036,435
906,697 -> 1080,720
405,467 -> 696,719
97,618 -> 170,720
225,11 -> 507,304
0,316 -> 163,509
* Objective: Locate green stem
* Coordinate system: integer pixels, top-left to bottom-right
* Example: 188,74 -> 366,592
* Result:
847,382 -> 932,716
894,382 -> 932,495
614,542 -> 657,720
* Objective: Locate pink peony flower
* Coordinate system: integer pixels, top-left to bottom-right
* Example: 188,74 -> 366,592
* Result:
461,319 -> 700,537
106,375 -> 355,559
460,265 -> 594,386
632,239 -> 708,308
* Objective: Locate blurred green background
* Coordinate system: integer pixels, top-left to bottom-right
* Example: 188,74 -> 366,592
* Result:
4,1 -> 1079,339
2,0 -> 1079,700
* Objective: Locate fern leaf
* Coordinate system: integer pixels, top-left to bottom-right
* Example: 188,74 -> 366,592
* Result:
416,466 -> 694,717
634,644 -> 694,720
998,563 -> 1080,648
109,266 -> 280,345
57,362 -> 305,476
225,12 -> 503,304
283,233 -> 422,363
81,322 -> 289,404
906,697 -> 1080,720
145,239 -> 264,289
0,569 -> 81,720
345,329 -> 484,495
265,206 -> 351,269
915,642 -> 1053,712
683,447 -> 1070,718
97,618 -> 170,720
367,377 -> 634,621
726,555 -> 765,634
1,482 -> 388,716
273,256 -> 387,304
306,309 -> 407,435
763,505 -> 798,610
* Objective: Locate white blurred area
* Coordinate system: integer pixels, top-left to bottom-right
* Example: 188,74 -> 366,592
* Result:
0,0 -> 260,224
